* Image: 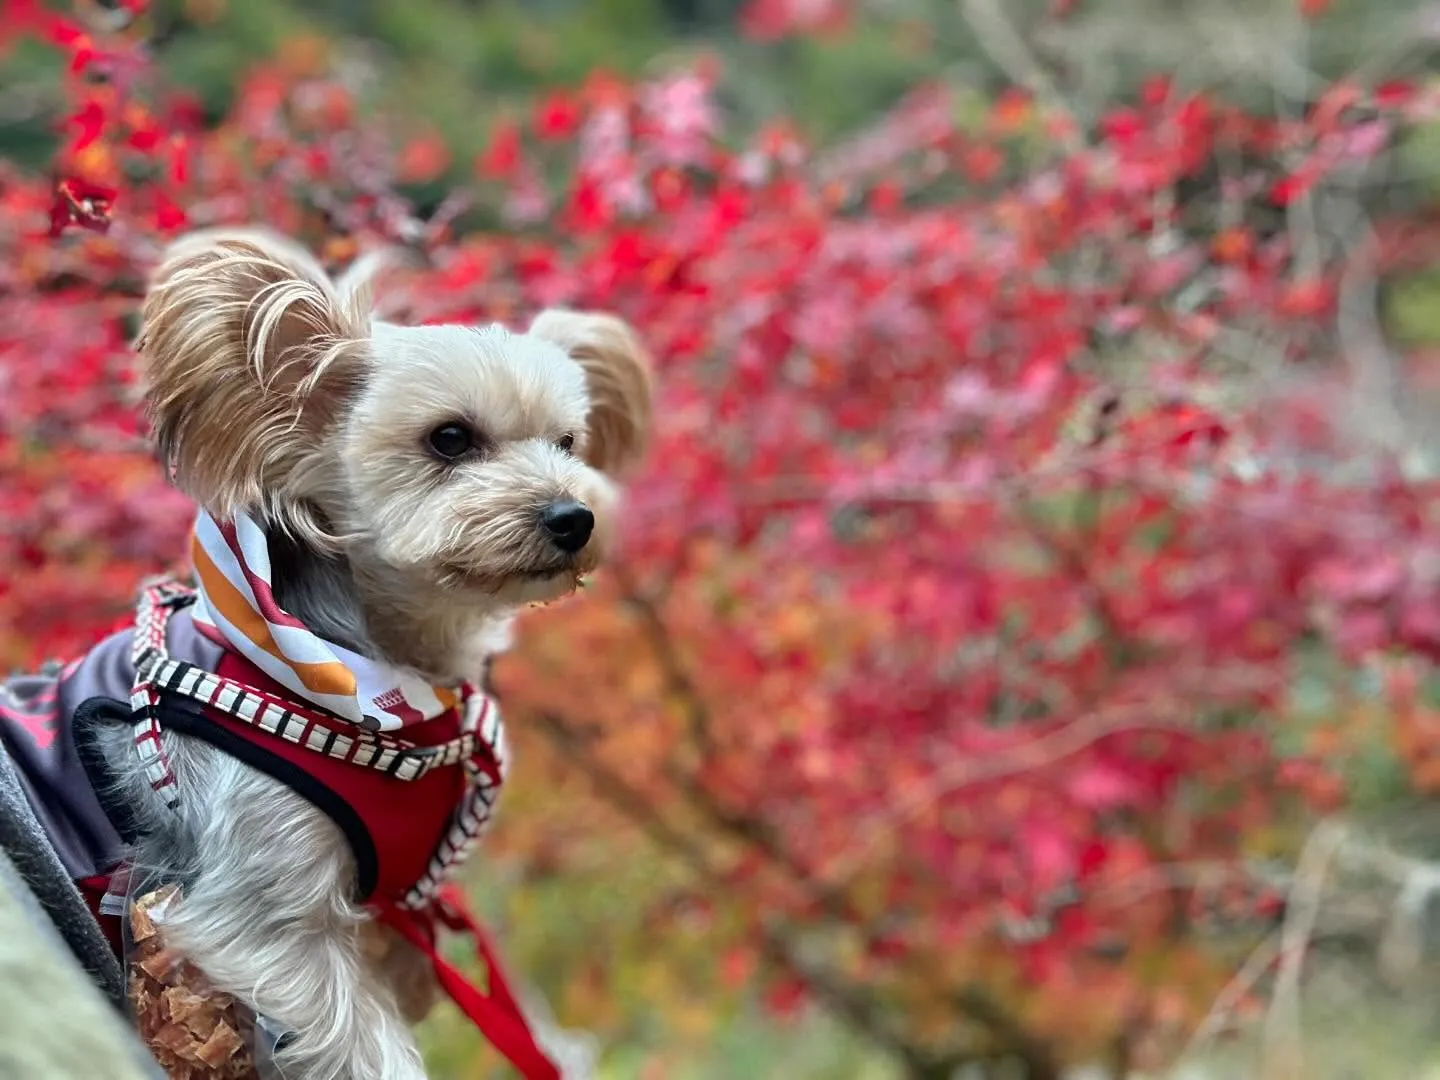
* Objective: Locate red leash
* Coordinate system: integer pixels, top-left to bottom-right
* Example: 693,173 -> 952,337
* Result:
373,887 -> 561,1080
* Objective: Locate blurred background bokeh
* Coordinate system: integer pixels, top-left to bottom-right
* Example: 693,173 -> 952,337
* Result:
8,0 -> 1440,1077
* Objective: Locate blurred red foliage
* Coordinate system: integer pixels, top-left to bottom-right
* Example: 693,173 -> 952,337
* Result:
6,1 -> 1440,1074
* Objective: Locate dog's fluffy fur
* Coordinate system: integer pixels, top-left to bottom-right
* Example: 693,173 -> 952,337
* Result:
94,227 -> 653,1080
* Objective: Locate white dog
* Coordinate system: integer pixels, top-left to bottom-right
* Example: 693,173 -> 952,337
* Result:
0,227 -> 652,1080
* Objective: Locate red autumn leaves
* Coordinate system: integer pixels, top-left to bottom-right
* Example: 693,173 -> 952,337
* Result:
9,0 -> 1440,1071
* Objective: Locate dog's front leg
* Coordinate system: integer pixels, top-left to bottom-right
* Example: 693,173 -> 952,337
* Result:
159,748 -> 427,1080
360,918 -> 443,1025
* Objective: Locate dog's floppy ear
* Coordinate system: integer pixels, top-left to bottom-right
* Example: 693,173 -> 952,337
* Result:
136,227 -> 374,531
527,309 -> 654,477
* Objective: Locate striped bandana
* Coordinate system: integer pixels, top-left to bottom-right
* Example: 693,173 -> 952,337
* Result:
189,511 -> 462,732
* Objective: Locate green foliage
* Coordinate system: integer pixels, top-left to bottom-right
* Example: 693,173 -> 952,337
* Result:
1385,269 -> 1440,346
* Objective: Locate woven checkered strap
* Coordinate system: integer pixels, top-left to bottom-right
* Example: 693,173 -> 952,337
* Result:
403,691 -> 507,909
127,577 -> 508,899
128,578 -> 197,809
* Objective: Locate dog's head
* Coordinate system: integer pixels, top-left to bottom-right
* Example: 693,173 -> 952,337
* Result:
136,228 -> 652,610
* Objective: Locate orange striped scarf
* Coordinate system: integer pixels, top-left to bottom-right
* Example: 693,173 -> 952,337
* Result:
189,511 -> 462,732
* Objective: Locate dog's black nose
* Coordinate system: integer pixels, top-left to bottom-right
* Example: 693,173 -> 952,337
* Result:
540,501 -> 594,553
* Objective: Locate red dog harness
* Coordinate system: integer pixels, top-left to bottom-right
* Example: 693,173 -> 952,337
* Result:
117,580 -> 560,1079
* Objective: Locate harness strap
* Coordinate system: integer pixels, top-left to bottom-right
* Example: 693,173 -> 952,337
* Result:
374,887 -> 562,1080
135,654 -> 492,782
125,576 -> 510,906
127,580 -> 498,794
127,579 -> 192,808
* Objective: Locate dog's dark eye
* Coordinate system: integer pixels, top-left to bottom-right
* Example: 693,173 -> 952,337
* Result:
427,423 -> 474,460
556,433 -> 575,454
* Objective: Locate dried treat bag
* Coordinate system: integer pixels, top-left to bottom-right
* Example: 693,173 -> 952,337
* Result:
120,876 -> 292,1080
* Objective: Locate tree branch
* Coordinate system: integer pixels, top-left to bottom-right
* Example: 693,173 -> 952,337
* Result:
613,566 -> 719,760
